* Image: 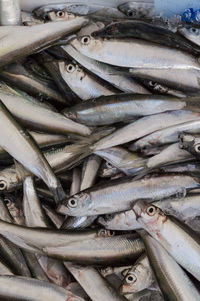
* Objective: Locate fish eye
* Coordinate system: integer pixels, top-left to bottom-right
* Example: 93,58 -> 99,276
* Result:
108,230 -> 115,237
106,162 -> 113,169
4,198 -> 11,206
146,205 -> 156,216
68,198 -> 78,208
66,64 -> 75,73
190,27 -> 199,34
125,274 -> 137,283
81,36 -> 90,45
43,14 -> 49,20
194,143 -> 200,153
0,180 -> 7,190
149,81 -> 157,87
56,10 -> 65,18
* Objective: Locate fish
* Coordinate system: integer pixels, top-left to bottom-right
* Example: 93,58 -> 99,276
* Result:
59,61 -> 116,100
92,21 -> 200,54
63,94 -> 187,126
0,0 -> 21,25
70,34 -> 200,71
179,132 -> 200,160
0,17 -> 88,68
133,201 -> 200,281
57,174 -> 199,216
139,230 -> 200,301
118,1 -> 154,18
93,110 -> 200,151
0,99 -> 66,203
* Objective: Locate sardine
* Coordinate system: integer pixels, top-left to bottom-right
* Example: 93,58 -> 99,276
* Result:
58,174 -> 199,216
63,94 -> 186,126
133,201 -> 200,281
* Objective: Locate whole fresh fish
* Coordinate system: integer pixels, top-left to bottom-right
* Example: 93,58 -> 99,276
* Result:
0,90 -> 91,136
59,61 -> 115,100
94,147 -> 145,175
63,94 -> 187,126
0,0 -> 21,25
92,21 -> 200,54
0,99 -> 66,203
178,25 -> 200,47
62,44 -> 150,94
93,110 -> 200,151
132,119 -> 200,150
133,201 -> 200,281
57,174 -> 199,216
0,63 -> 67,106
0,275 -> 85,301
70,35 -> 200,70
139,230 -> 200,301
0,17 -> 88,68
120,254 -> 155,294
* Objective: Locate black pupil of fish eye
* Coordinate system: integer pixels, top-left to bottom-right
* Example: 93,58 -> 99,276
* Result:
68,65 -> 73,71
127,275 -> 134,281
70,199 -> 76,206
192,28 -> 197,33
148,207 -> 154,214
44,14 -> 49,20
83,37 -> 89,44
128,11 -> 133,17
58,11 -> 64,17
0,182 -> 5,189
109,230 -> 114,236
197,145 -> 200,152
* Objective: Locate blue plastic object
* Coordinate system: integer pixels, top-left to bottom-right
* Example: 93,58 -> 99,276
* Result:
181,8 -> 194,22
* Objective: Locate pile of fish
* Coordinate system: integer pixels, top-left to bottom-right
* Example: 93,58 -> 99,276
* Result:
1,0 -> 200,300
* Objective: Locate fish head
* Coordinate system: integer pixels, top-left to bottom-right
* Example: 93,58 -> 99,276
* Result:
121,262 -> 151,294
70,35 -> 103,57
178,26 -> 200,44
0,167 -> 21,192
45,10 -> 75,22
57,192 -> 92,216
132,200 -> 167,234
100,161 -> 119,177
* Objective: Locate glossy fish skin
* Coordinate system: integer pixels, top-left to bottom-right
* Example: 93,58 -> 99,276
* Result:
0,17 -> 88,68
141,79 -> 186,97
63,94 -> 186,126
93,110 -> 200,151
80,155 -> 102,191
94,147 -> 145,175
0,91 -> 91,136
0,275 -> 85,301
0,219 -> 112,254
92,21 -> 200,54
43,234 -> 144,265
0,0 -> 21,25
70,35 -> 200,70
120,254 -> 154,294
133,201 -> 200,281
0,99 -> 65,203
139,230 -> 200,301
132,119 -> 200,151
62,44 -> 150,94
178,26 -> 200,47
100,161 -> 121,178
58,174 -> 199,216
0,63 -> 67,106
42,204 -> 64,229
59,61 -> 115,100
